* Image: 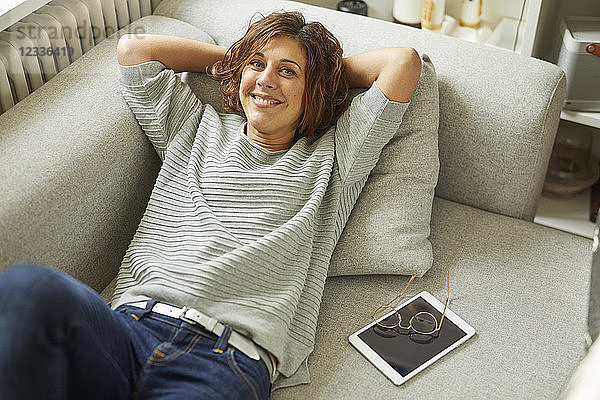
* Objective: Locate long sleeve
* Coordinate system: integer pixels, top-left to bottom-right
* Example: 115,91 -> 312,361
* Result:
335,81 -> 409,186
118,60 -> 202,160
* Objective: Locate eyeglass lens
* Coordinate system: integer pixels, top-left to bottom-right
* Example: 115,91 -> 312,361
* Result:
377,312 -> 400,329
410,312 -> 437,334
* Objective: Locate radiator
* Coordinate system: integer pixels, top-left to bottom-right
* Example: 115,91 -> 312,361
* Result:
0,0 -> 163,115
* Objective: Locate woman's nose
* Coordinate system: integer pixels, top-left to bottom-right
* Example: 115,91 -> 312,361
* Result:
256,68 -> 276,89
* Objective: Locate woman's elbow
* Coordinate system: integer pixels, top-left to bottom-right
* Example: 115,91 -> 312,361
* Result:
116,35 -> 134,65
381,47 -> 422,102
116,34 -> 149,66
395,47 -> 422,79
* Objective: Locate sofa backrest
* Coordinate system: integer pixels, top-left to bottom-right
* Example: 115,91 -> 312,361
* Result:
154,0 -> 566,221
0,0 -> 566,290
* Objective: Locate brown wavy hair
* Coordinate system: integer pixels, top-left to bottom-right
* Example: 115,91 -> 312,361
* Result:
208,11 -> 349,140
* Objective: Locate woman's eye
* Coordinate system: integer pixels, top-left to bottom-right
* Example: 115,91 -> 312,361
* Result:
248,61 -> 296,76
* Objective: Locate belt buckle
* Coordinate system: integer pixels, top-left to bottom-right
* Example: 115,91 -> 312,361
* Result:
179,306 -> 198,325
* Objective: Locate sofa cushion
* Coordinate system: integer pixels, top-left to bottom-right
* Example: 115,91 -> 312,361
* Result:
270,197 -> 591,399
160,6 -> 440,278
100,197 -> 592,398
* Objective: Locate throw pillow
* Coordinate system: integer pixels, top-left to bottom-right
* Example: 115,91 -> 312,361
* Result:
328,55 -> 439,277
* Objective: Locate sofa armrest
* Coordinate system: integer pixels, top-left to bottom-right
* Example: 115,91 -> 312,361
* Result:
0,16 -> 215,292
428,40 -> 566,221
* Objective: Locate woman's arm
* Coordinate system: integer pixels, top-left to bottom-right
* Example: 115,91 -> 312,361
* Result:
116,34 -> 227,73
342,47 -> 421,103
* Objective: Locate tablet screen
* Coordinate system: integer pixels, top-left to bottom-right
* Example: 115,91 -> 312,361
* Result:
357,295 -> 468,377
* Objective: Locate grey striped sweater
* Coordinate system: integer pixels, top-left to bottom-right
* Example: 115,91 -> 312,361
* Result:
114,60 -> 408,389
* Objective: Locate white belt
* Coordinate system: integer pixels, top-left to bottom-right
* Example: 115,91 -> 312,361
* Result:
127,301 -> 261,361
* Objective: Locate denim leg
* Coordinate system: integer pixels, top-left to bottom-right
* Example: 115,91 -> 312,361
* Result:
0,264 -> 138,400
128,313 -> 271,400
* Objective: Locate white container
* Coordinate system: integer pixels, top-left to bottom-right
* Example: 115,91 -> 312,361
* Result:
421,0 -> 445,31
393,0 -> 422,28
555,17 -> 600,112
460,0 -> 481,28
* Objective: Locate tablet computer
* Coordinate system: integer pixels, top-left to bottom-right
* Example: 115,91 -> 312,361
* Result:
349,291 -> 475,385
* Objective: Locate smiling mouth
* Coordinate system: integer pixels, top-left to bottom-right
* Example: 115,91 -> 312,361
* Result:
250,94 -> 283,105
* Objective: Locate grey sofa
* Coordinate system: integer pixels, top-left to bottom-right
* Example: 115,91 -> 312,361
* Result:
0,0 -> 593,398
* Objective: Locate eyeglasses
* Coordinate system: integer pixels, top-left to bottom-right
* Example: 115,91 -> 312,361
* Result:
370,271 -> 450,338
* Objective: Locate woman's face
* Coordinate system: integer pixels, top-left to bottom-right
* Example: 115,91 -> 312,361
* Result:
239,36 -> 306,141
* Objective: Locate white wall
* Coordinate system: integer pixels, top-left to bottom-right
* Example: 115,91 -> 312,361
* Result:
294,0 -> 394,21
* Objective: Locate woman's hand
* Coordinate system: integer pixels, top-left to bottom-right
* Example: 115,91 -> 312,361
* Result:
342,47 -> 421,103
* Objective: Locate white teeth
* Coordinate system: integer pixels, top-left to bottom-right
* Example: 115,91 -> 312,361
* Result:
252,95 -> 280,105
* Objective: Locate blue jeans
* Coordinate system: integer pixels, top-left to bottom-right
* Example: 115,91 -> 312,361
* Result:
0,264 -> 271,400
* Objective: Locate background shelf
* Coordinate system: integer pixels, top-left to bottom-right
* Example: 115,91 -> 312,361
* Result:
561,111 -> 600,130
534,189 -> 595,239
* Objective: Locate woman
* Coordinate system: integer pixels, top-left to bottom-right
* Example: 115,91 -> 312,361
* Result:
0,11 -> 420,400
